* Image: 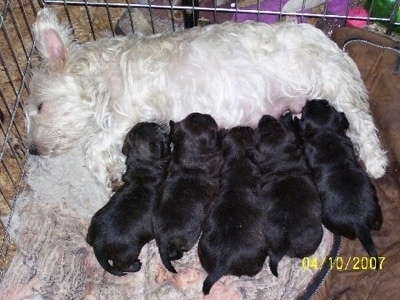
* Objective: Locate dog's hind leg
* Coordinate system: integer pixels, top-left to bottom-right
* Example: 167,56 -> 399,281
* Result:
322,53 -> 388,179
340,105 -> 387,179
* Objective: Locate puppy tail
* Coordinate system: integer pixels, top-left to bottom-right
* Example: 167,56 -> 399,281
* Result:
158,241 -> 177,273
203,270 -> 224,295
357,226 -> 379,269
268,250 -> 283,277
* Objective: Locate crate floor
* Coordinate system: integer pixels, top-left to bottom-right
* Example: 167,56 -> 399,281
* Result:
0,144 -> 334,299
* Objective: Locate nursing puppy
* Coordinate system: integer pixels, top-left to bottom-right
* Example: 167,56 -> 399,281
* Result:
294,99 -> 383,260
198,126 -> 268,295
154,113 -> 222,273
27,8 -> 387,191
248,114 -> 323,277
86,122 -> 170,276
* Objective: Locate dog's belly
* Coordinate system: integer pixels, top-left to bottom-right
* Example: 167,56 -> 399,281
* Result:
112,23 -> 322,128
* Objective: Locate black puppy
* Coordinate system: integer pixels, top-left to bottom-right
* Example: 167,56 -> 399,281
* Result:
154,113 -> 222,273
198,126 -> 268,295
86,122 -> 171,276
248,114 -> 323,277
294,99 -> 383,260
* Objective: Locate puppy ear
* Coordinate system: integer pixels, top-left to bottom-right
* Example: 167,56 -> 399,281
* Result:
121,140 -> 132,157
291,116 -> 301,131
301,122 -> 317,139
169,120 -> 175,134
246,148 -> 264,164
33,9 -> 72,71
280,112 -> 292,124
216,128 -> 227,147
122,130 -> 134,156
150,141 -> 170,159
338,112 -> 350,132
280,113 -> 294,132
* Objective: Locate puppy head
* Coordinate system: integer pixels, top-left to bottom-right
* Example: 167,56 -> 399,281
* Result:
300,99 -> 349,136
221,126 -> 255,158
26,9 -> 94,156
122,122 -> 170,161
254,115 -> 291,155
170,113 -> 220,157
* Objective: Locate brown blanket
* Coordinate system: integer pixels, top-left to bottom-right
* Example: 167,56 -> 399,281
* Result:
314,27 -> 400,299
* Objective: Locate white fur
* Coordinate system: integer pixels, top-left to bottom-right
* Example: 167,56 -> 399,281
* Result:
26,8 -> 388,189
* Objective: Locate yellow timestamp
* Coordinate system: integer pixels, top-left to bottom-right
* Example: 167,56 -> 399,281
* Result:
302,256 -> 385,271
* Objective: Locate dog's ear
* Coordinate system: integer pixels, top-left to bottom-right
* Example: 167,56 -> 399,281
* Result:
280,112 -> 293,127
301,122 -> 317,139
281,113 -> 297,135
291,116 -> 302,132
337,112 -> 350,132
169,120 -> 175,134
246,148 -> 264,164
150,141 -> 170,159
122,140 -> 132,157
33,9 -> 72,71
122,129 -> 135,156
216,128 -> 228,148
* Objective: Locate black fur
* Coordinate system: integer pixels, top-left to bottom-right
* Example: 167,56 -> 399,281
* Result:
293,99 -> 383,261
198,126 -> 268,295
153,113 -> 223,273
248,114 -> 323,277
86,122 -> 171,276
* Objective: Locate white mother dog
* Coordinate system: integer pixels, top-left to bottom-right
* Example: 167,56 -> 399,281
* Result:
26,8 -> 387,189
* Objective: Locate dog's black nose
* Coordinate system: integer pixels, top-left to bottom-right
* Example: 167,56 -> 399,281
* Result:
28,146 -> 40,156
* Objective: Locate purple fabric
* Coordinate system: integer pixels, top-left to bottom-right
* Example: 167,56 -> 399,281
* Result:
232,0 -> 351,24
232,0 -> 312,24
326,0 -> 350,15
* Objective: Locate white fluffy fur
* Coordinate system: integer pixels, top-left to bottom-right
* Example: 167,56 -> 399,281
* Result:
26,8 -> 387,188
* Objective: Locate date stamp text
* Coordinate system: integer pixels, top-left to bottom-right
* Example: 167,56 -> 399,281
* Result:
302,256 -> 385,271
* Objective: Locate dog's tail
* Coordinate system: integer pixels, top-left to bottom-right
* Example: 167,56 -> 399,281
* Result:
356,225 -> 379,269
268,249 -> 284,277
202,268 -> 226,295
157,239 -> 178,273
92,246 -> 126,277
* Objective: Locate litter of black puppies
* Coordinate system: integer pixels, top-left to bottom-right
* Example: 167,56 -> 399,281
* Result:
87,104 -> 383,291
